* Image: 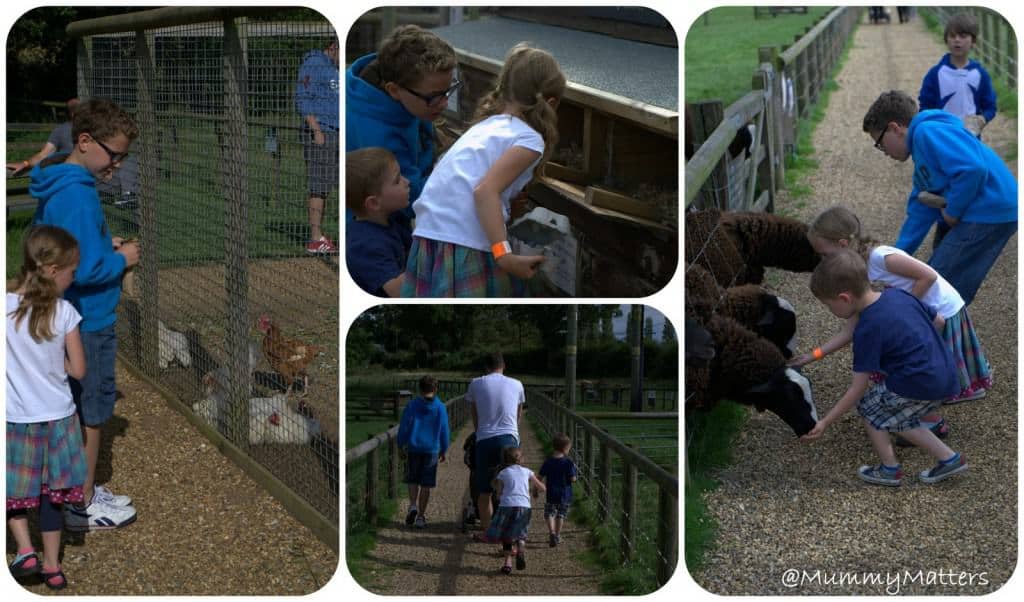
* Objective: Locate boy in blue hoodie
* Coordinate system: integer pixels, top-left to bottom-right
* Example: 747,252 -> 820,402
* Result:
296,36 -> 340,255
30,98 -> 140,531
345,25 -> 457,231
863,90 -> 1017,306
396,375 -> 450,529
918,13 -> 997,138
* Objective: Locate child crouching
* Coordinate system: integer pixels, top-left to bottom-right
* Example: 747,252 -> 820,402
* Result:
801,250 -> 968,485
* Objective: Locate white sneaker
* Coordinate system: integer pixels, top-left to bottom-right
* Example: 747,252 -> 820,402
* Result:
93,484 -> 132,507
64,499 -> 137,531
414,515 -> 427,529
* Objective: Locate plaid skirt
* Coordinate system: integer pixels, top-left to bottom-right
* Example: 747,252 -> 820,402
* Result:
7,414 -> 87,509
857,382 -> 942,433
943,307 -> 993,397
485,505 -> 532,543
400,237 -> 527,298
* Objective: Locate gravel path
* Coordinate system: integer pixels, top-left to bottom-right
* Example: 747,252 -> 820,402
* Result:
691,15 -> 1018,595
358,419 -> 604,595
6,362 -> 339,595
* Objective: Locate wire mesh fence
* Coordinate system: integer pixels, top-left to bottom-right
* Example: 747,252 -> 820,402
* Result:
528,390 -> 678,591
67,8 -> 340,543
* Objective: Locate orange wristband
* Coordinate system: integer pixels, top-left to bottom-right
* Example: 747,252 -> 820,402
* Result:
491,241 -> 511,259
812,347 -> 824,360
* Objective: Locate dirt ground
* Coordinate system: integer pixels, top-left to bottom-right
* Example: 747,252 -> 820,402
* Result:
690,15 -> 1018,595
5,361 -> 339,595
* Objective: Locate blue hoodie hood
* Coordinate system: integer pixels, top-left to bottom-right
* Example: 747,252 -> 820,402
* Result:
30,156 -> 126,332
345,53 -> 434,208
295,49 -> 339,130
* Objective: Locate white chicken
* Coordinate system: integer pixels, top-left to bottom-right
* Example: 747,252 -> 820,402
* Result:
158,320 -> 191,369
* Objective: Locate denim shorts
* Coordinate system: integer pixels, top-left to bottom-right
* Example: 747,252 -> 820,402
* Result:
71,325 -> 118,427
544,502 -> 571,519
302,127 -> 339,198
474,434 -> 519,494
404,452 -> 439,487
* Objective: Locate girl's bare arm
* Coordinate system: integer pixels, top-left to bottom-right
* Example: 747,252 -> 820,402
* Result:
65,325 -> 86,380
884,252 -> 937,299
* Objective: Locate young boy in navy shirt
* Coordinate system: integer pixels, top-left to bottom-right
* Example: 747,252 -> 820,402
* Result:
396,376 -> 449,528
539,433 -> 577,545
801,250 -> 967,486
345,147 -> 412,297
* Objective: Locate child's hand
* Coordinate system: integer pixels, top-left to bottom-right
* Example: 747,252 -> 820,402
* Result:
964,114 -> 987,136
496,254 -> 547,280
787,353 -> 813,368
800,421 -> 827,442
117,241 -> 140,268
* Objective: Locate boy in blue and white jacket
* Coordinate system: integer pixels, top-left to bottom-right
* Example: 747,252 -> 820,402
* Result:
396,375 -> 450,528
918,12 -> 997,137
863,91 -> 1017,307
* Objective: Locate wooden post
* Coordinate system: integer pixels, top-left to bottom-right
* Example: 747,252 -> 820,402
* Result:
794,36 -> 807,119
76,37 -> 93,100
367,445 -> 379,526
1009,26 -> 1017,89
620,458 -> 638,562
583,107 -> 609,181
687,100 -> 729,209
656,486 -> 678,586
598,443 -> 612,523
135,29 -> 160,378
566,305 -> 578,409
388,430 -> 398,499
584,429 -> 595,496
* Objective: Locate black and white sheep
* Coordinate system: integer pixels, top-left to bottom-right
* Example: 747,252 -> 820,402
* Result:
685,314 -> 817,436
685,263 -> 797,358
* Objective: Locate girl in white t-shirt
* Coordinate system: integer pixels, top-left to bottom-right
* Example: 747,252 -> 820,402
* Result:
484,446 -> 545,574
6,226 -> 87,590
797,206 -> 992,411
401,44 -> 565,297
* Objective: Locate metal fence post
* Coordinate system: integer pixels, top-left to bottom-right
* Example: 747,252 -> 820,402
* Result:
134,29 -> 160,377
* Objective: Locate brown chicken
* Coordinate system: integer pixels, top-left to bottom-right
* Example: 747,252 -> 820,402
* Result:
256,314 -> 322,397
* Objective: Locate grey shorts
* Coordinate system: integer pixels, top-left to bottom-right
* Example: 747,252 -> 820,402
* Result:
302,126 -> 339,198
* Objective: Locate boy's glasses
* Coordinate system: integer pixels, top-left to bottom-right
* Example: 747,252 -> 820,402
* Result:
90,134 -> 130,164
401,79 -> 463,106
873,127 -> 888,151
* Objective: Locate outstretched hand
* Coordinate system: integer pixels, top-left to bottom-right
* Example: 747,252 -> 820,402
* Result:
800,421 -> 827,442
787,353 -> 813,368
496,254 -> 547,280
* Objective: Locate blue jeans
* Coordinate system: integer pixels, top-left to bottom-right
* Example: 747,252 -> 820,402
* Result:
71,325 -> 118,426
929,221 -> 1017,305
474,434 -> 519,494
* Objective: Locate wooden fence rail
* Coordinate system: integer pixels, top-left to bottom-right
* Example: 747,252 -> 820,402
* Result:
527,391 -> 678,588
685,6 -> 860,212
345,395 -> 472,528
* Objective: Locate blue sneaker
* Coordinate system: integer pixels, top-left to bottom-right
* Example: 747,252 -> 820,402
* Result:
858,464 -> 903,486
920,454 -> 968,484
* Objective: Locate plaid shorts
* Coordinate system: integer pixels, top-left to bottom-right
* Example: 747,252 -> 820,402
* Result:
400,237 -> 527,298
544,502 -> 571,519
857,382 -> 942,433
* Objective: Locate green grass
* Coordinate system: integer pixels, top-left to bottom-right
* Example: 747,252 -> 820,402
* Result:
684,6 -> 834,105
346,496 -> 398,590
684,400 -> 749,574
6,210 -> 35,279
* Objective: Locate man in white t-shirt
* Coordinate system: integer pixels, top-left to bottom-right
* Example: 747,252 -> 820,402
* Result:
466,352 -> 525,533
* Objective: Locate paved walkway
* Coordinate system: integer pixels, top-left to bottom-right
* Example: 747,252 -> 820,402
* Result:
691,13 -> 1017,595
358,418 -> 604,595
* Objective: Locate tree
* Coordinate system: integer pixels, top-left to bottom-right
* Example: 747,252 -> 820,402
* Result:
644,317 -> 655,341
662,318 -> 676,343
